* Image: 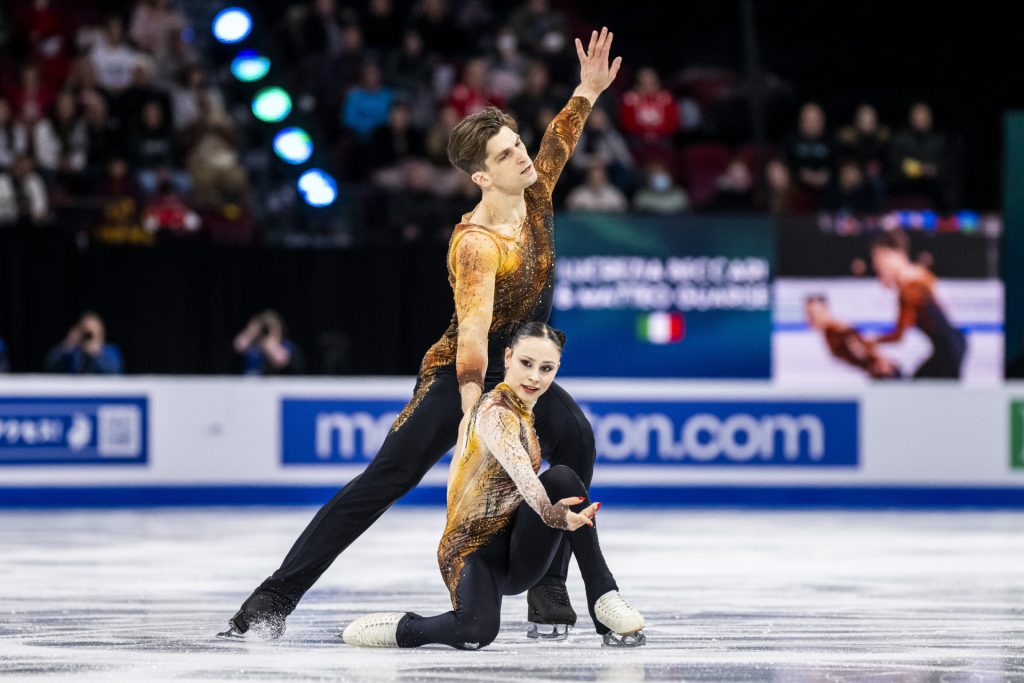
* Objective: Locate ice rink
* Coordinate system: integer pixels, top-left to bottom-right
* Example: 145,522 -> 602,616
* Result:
2,507 -> 1023,681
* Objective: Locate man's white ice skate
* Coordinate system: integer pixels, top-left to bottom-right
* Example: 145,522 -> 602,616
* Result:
341,612 -> 405,648
594,590 -> 646,647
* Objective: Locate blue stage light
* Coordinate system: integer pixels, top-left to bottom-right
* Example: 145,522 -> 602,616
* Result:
298,169 -> 338,207
273,128 -> 313,164
213,8 -> 252,44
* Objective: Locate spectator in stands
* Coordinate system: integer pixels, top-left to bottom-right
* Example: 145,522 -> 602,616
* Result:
90,16 -> 142,97
489,26 -> 530,101
142,177 -> 200,236
17,0 -> 72,87
708,157 -> 755,212
446,57 -> 504,119
132,99 -> 186,195
33,90 -> 88,178
508,61 -> 563,149
570,105 -> 635,194
45,312 -> 124,375
0,336 -> 8,372
122,62 -> 173,133
888,102 -> 951,209
786,102 -> 833,208
0,96 -> 29,172
836,103 -> 890,185
361,0 -> 403,52
424,104 -> 460,168
384,30 -> 434,120
150,23 -> 198,91
566,163 -> 628,213
410,0 -> 464,61
170,64 -> 225,131
364,101 -> 426,179
827,160 -> 881,214
619,67 -> 679,166
632,162 -> 690,214
508,0 -> 569,59
758,157 -> 803,214
180,95 -> 248,209
342,61 -> 393,139
81,88 -> 122,179
8,62 -> 56,123
129,0 -> 187,58
300,0 -> 352,59
233,310 -> 304,375
0,154 -> 49,226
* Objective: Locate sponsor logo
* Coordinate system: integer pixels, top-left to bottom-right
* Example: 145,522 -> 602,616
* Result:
582,401 -> 858,466
0,397 -> 147,465
1011,400 -> 1024,470
281,398 -> 857,467
282,399 -> 417,464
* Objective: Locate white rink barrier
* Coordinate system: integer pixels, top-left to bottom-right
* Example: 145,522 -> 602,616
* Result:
2,376 -> 1024,507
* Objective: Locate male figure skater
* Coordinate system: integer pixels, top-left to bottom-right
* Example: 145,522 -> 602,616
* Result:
219,27 -> 622,640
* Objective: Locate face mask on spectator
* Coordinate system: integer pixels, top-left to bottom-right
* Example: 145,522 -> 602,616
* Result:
650,173 -> 671,192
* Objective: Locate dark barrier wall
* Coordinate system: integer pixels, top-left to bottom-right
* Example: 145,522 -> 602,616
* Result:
1005,113 -> 1024,376
0,231 -> 452,375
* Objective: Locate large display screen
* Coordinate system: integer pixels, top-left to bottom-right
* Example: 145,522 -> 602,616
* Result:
552,213 -> 1002,382
552,215 -> 775,378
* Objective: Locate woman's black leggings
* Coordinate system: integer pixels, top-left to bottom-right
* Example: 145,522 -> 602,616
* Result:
395,465 -> 618,650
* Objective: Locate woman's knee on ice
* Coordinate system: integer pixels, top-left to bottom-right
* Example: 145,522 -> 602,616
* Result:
453,614 -> 500,650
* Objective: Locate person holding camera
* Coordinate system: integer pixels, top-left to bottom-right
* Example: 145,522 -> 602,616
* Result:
45,312 -> 124,375
233,310 -> 304,376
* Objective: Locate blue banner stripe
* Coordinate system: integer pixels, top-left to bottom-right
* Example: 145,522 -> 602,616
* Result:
2,485 -> 1023,509
774,322 -> 1004,333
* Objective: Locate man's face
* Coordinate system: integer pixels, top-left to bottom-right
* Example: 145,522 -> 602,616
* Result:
477,126 -> 537,191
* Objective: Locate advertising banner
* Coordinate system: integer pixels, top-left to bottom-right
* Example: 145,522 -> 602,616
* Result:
0,396 -> 147,466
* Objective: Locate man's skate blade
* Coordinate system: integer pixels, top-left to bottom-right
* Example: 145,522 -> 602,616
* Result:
526,623 -> 570,641
602,630 -> 646,648
215,626 -> 246,640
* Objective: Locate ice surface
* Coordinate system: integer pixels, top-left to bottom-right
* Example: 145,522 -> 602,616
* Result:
2,507 -> 1023,681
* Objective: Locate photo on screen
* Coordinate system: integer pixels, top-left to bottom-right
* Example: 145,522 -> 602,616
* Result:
773,215 -> 1003,384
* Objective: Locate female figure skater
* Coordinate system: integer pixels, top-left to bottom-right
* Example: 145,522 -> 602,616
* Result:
869,230 -> 966,378
341,323 -> 646,649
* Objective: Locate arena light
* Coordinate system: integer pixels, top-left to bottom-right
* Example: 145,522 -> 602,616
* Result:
252,87 -> 292,122
273,128 -> 313,164
298,169 -> 338,207
212,8 -> 252,44
231,50 -> 270,82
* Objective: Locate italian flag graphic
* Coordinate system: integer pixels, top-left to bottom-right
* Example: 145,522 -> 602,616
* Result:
637,312 -> 684,344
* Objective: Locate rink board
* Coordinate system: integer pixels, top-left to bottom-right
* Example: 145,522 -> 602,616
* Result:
1,376 -> 1023,507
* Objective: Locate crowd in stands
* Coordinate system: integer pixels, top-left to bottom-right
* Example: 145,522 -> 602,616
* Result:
0,0 -> 251,243
0,0 -> 963,247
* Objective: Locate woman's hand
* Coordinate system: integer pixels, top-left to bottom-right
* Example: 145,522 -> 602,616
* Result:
558,496 -> 601,531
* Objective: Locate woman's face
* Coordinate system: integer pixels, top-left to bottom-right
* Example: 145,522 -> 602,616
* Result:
503,336 -> 561,405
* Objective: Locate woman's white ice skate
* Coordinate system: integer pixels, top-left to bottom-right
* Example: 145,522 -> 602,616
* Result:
593,591 -> 646,647
341,612 -> 405,647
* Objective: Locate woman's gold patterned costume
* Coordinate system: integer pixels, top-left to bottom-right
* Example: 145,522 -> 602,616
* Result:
438,383 -> 570,607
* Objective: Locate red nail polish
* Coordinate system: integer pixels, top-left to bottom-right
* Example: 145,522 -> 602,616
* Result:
595,502 -> 601,510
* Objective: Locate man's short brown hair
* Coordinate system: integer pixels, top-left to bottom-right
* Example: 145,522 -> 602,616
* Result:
447,107 -> 518,175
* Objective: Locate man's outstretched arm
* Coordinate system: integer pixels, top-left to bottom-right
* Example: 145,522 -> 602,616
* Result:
531,27 -> 623,198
